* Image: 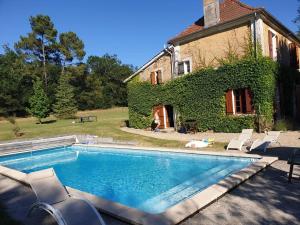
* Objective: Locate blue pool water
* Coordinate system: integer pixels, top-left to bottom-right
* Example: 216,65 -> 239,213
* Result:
0,146 -> 256,214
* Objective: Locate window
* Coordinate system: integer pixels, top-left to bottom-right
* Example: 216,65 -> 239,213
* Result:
150,70 -> 163,85
177,60 -> 191,75
226,88 -> 254,115
156,70 -> 163,84
234,89 -> 246,113
289,43 -> 299,69
268,30 -> 278,60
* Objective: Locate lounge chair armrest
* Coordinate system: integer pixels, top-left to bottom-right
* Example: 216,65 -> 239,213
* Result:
70,196 -> 106,225
28,202 -> 67,225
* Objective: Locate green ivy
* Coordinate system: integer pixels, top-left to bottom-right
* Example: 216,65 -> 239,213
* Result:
278,65 -> 300,118
127,57 -> 277,133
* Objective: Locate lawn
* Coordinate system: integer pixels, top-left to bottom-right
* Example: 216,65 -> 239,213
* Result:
0,107 -> 225,150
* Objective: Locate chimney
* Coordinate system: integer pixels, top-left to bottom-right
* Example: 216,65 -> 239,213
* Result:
203,0 -> 220,28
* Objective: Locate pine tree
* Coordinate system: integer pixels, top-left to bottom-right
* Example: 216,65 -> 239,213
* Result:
294,0 -> 300,37
15,15 -> 58,88
27,78 -> 50,123
59,32 -> 85,75
53,75 -> 78,119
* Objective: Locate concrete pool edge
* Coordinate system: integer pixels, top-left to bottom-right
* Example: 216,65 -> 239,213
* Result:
75,143 -> 263,158
0,145 -> 278,225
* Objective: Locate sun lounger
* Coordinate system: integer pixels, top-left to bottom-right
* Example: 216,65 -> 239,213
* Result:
262,131 -> 281,146
27,168 -> 106,225
249,131 -> 281,152
226,139 -> 244,151
238,129 -> 253,142
226,129 -> 253,151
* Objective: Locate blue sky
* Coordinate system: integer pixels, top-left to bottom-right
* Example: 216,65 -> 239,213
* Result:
0,0 -> 299,67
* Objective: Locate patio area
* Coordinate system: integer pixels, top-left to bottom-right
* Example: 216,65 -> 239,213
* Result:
0,146 -> 299,225
121,128 -> 300,148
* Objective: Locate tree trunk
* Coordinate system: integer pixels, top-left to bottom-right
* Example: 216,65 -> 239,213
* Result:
41,35 -> 47,88
61,60 -> 65,75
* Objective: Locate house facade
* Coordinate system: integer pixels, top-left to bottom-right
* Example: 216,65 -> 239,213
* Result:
125,0 -> 300,129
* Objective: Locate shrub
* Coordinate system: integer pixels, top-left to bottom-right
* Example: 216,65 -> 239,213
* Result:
53,75 -> 78,119
127,57 -> 277,133
273,119 -> 293,131
6,116 -> 23,137
27,78 -> 51,123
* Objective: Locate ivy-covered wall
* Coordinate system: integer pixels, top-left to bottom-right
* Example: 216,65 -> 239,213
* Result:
278,65 -> 300,119
128,57 -> 278,133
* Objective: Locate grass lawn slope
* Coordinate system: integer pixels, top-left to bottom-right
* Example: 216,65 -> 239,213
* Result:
0,108 -> 188,148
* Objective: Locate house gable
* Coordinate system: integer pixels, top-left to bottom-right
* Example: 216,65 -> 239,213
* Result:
124,0 -> 300,83
169,0 -> 258,44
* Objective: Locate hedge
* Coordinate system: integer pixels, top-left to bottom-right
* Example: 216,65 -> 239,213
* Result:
127,57 -> 278,133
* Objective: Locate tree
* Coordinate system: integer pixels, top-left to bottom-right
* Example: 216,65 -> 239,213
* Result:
2,14 -> 136,116
59,32 -> 85,74
0,48 -> 22,116
53,75 -> 78,119
27,78 -> 50,123
85,54 -> 134,108
294,0 -> 300,37
0,46 -> 33,116
15,15 -> 58,88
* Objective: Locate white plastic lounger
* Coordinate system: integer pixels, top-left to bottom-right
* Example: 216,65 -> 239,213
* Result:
27,168 -> 106,225
226,129 -> 253,151
238,129 -> 253,142
249,131 -> 281,152
226,139 -> 244,151
263,131 -> 281,145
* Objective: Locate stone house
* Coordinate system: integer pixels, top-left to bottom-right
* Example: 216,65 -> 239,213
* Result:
125,0 -> 300,129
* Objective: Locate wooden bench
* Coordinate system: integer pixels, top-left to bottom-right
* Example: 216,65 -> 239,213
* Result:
76,116 -> 97,123
288,149 -> 300,182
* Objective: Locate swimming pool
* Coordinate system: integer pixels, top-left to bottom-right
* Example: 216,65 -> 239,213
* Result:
0,146 -> 257,214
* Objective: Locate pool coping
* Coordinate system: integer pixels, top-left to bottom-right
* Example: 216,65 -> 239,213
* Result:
0,144 -> 278,225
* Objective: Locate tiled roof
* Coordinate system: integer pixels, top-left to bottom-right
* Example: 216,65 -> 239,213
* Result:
169,0 -> 261,43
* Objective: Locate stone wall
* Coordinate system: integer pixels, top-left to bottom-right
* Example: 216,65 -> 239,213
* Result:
135,20 -> 299,84
138,54 -> 172,83
178,24 -> 251,70
262,21 -> 299,67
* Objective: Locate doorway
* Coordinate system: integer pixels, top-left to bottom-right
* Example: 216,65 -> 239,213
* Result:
296,85 -> 300,121
153,105 -> 174,129
165,105 -> 174,128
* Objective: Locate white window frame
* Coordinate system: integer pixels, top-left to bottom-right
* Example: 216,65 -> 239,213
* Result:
177,59 -> 192,76
232,90 -> 236,115
268,28 -> 278,61
163,106 -> 167,129
272,33 -> 278,60
251,17 -> 265,55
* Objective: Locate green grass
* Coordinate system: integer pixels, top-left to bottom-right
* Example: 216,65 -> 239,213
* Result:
0,107 -> 225,150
